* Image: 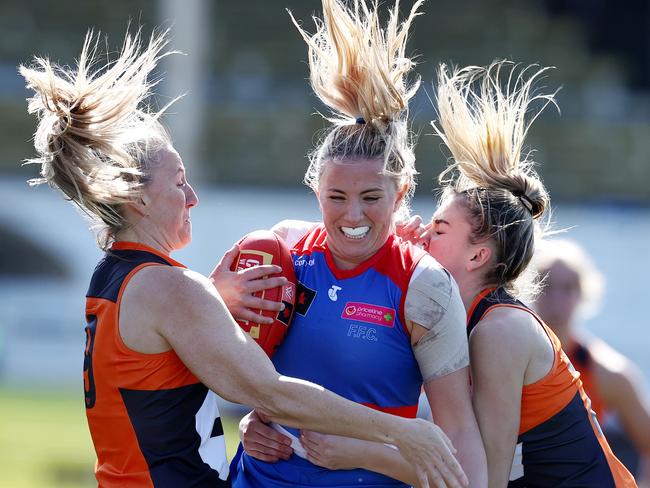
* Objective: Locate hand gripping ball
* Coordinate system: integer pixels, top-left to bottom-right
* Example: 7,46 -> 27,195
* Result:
230,230 -> 297,357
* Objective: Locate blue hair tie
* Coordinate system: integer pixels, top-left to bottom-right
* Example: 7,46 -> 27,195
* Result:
355,116 -> 366,124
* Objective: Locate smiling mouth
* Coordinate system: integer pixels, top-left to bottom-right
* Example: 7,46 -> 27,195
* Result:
341,226 -> 370,240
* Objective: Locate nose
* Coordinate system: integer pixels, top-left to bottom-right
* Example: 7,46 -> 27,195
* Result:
186,183 -> 199,208
415,224 -> 435,252
344,198 -> 363,222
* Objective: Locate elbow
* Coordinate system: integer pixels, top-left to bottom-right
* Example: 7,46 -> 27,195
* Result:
232,370 -> 291,421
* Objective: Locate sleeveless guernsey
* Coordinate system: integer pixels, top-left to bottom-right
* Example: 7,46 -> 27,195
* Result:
233,226 -> 425,487
84,242 -> 230,487
467,287 -> 636,487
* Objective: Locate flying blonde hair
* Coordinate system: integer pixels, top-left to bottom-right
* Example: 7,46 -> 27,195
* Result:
289,0 -> 423,218
432,61 -> 559,298
20,28 -> 175,249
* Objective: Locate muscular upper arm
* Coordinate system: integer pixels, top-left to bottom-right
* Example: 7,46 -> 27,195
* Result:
469,312 -> 529,487
405,255 -> 469,382
123,265 -> 280,408
271,219 -> 316,248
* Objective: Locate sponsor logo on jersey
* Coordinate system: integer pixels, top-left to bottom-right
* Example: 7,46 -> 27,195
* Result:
294,282 -> 317,316
341,302 -> 396,328
328,285 -> 342,301
347,324 -> 378,342
293,257 -> 315,267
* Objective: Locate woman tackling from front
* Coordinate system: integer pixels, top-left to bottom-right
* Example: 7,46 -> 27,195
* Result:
285,62 -> 638,487
19,29 -> 468,488
233,1 -> 486,487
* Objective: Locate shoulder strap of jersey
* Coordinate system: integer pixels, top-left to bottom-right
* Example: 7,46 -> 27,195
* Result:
466,287 -> 521,336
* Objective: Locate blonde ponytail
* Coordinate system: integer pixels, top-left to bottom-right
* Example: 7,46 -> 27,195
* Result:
20,28 -> 175,248
290,0 -> 422,128
290,0 -> 422,218
432,61 -> 558,297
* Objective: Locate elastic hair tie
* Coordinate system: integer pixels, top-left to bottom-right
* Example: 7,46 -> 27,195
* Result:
512,191 -> 534,214
355,116 -> 366,124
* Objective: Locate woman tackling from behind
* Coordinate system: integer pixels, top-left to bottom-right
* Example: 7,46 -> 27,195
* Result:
20,28 -> 468,488
423,63 -> 636,486
294,62 -> 637,487
534,239 -> 650,487
233,0 -> 487,487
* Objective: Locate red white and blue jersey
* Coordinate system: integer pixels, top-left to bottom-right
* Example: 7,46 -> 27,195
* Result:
85,242 -> 230,487
468,288 -> 636,487
233,225 -> 425,487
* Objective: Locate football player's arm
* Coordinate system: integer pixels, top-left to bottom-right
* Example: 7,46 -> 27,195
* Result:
300,430 -> 422,486
124,265 -> 469,488
469,313 -> 528,488
406,260 -> 488,488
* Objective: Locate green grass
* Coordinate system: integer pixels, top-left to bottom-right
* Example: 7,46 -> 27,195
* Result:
0,386 -> 241,488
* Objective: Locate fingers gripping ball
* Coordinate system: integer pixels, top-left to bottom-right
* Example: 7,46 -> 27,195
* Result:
230,230 -> 297,357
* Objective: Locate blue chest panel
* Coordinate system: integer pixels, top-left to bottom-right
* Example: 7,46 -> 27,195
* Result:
272,250 -> 422,409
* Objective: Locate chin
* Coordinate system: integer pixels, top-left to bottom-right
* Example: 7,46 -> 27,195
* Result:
175,234 -> 192,251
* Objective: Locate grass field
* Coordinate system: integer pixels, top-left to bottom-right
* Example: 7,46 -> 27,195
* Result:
0,386 -> 241,488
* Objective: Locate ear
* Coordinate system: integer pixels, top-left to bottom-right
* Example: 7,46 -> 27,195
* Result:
125,194 -> 149,217
467,244 -> 492,272
393,183 -> 409,212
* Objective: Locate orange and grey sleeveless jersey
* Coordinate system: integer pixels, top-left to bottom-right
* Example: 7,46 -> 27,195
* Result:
84,242 -> 229,487
467,287 -> 636,487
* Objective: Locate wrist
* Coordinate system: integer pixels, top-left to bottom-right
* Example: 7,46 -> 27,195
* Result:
382,415 -> 407,446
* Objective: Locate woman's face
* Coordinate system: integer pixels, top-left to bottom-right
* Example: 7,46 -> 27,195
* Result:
426,195 -> 476,281
535,260 -> 582,331
317,158 -> 403,270
140,146 -> 198,253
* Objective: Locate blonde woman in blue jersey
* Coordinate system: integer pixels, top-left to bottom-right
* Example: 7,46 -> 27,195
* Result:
20,27 -> 473,488
232,1 -> 487,487
298,61 -> 637,487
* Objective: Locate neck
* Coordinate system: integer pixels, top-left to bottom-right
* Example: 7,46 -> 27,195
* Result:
459,275 -> 496,312
329,250 -> 370,270
115,227 -> 171,256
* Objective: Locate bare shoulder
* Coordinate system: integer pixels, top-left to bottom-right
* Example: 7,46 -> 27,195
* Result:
468,308 -> 534,386
470,306 -> 538,345
125,265 -> 213,305
121,265 -> 219,332
469,307 -> 542,367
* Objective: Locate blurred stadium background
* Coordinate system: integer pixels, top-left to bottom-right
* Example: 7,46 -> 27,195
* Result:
0,0 -> 649,486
